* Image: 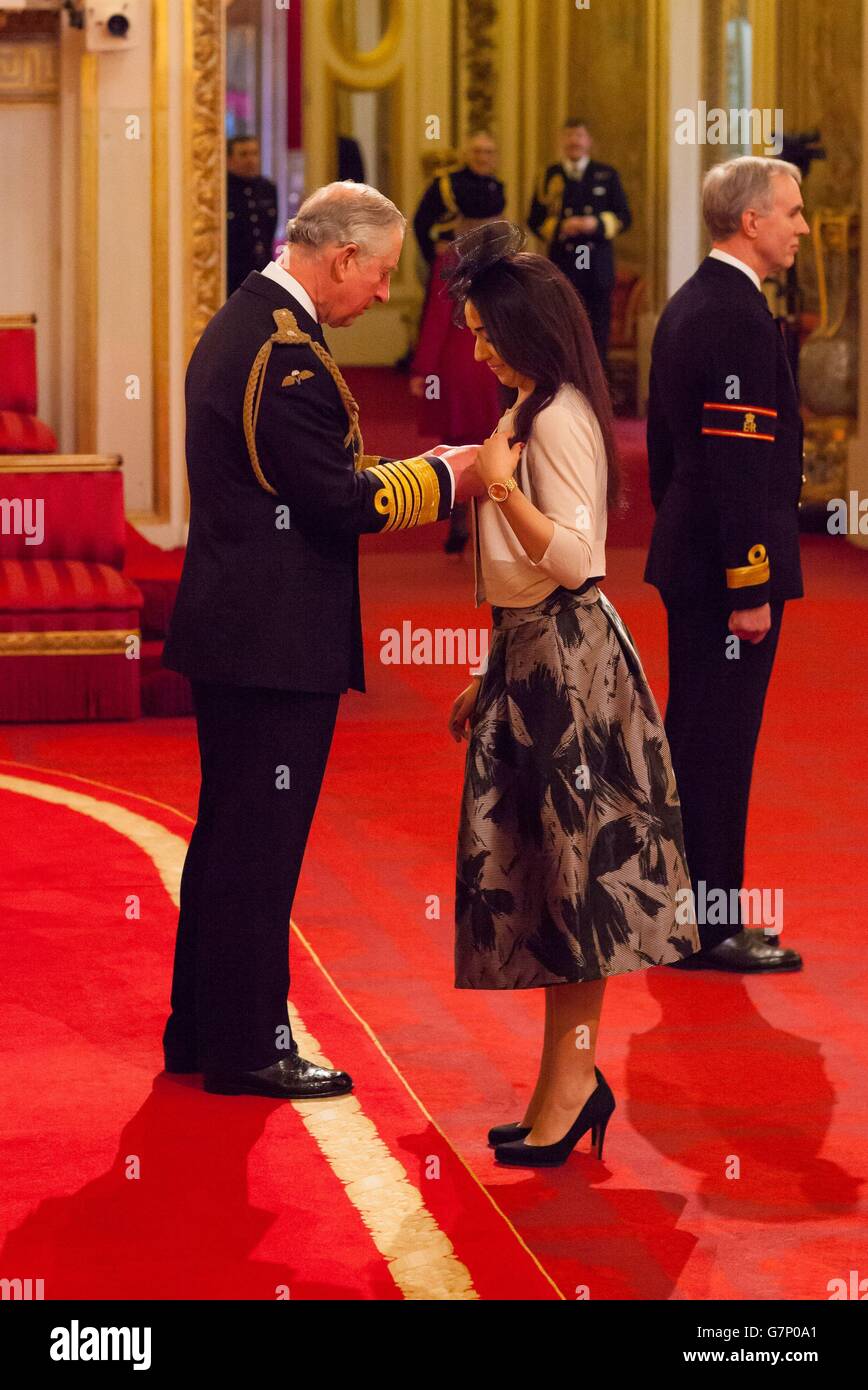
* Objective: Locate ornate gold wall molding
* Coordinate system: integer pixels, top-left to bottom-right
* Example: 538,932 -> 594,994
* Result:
183,0 -> 225,364
0,41 -> 58,101
328,0 -> 403,73
302,0 -> 416,363
462,0 -> 498,135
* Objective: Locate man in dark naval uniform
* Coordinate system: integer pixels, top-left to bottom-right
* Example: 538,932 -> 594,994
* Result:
162,181 -> 481,1098
528,118 -> 631,366
646,155 -> 810,972
226,135 -> 278,295
413,130 -> 506,267
412,131 -> 507,555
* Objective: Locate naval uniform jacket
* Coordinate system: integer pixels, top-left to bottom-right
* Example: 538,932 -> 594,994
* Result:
227,173 -> 278,294
645,256 -> 804,611
527,160 -> 631,292
413,165 -> 506,265
163,271 -> 453,694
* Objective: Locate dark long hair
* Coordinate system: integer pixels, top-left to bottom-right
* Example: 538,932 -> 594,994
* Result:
442,222 -> 621,509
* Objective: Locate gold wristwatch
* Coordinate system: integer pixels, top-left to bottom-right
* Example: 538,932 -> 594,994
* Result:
487,477 -> 517,504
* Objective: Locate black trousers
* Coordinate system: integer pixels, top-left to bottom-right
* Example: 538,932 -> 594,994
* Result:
663,600 -> 785,951
572,275 -> 612,368
163,679 -> 340,1071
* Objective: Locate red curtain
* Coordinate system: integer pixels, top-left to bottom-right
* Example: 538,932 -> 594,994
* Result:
287,0 -> 302,149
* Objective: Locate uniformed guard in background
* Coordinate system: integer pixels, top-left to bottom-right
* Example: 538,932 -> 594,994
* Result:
413,131 -> 506,267
411,131 -> 507,555
163,182 -> 481,1098
226,134 -> 278,295
645,155 -> 810,973
528,117 -> 631,368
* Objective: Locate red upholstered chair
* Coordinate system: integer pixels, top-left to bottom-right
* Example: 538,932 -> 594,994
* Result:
0,315 -> 58,455
0,457 -> 143,721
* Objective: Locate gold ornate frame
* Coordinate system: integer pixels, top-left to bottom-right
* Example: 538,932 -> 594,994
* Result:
183,0 -> 225,361
149,0 -> 225,522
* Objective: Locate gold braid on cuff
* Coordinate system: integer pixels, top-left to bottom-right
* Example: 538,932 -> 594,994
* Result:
726,543 -> 770,589
365,456 -> 442,531
242,308 -> 366,496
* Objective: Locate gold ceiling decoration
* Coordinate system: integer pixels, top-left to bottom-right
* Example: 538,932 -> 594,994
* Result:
0,41 -> 58,101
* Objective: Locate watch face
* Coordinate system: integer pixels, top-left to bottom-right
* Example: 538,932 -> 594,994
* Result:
488,481 -> 509,502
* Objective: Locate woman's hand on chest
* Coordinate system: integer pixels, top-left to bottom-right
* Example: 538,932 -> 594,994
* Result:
477,430 -> 524,488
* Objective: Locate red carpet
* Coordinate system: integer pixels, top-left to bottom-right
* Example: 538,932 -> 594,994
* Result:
1,531 -> 866,1299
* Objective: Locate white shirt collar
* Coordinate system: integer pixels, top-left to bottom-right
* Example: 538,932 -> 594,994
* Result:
260,256 -> 319,323
708,247 -> 762,293
564,155 -> 590,179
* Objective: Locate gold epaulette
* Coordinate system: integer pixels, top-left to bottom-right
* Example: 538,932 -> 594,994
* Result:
242,307 -> 366,495
726,544 -> 770,589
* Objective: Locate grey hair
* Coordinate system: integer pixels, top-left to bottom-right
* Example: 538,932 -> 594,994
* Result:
702,156 -> 802,240
285,180 -> 406,257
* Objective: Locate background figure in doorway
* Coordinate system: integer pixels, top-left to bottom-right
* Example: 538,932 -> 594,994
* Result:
411,131 -> 506,554
528,117 -> 631,370
227,135 -> 278,295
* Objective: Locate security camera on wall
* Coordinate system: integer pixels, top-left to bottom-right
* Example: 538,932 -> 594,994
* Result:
83,0 -> 139,51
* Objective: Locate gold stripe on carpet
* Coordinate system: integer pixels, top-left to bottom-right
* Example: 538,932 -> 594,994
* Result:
0,772 -> 479,1302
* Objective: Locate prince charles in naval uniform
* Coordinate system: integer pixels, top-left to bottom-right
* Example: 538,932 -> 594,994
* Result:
161,182 -> 480,1098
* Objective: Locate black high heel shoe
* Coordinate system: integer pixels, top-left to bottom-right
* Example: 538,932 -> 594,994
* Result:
487,1121 -> 531,1148
494,1068 -> 615,1168
487,1066 -> 606,1149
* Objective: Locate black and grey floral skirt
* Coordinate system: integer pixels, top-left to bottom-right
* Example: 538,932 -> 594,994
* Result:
454,582 -> 701,989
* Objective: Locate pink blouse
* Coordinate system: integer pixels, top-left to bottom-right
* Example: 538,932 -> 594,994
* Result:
472,383 -> 608,607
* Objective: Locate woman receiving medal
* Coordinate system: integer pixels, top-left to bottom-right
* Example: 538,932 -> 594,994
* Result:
445,223 -> 701,1168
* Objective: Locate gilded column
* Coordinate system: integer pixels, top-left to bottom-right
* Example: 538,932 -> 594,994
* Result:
183,0 -> 226,366
748,0 -> 778,133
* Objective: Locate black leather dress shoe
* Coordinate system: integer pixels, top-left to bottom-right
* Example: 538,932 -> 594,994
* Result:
203,1054 -> 353,1099
668,928 -> 803,973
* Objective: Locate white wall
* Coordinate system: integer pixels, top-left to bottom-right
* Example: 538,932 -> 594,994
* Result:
0,103 -> 61,435
93,5 -> 154,512
667,0 -> 703,296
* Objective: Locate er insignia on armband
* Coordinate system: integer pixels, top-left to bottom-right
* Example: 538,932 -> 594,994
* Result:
702,402 -> 777,442
366,456 -> 443,531
726,543 -> 770,589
